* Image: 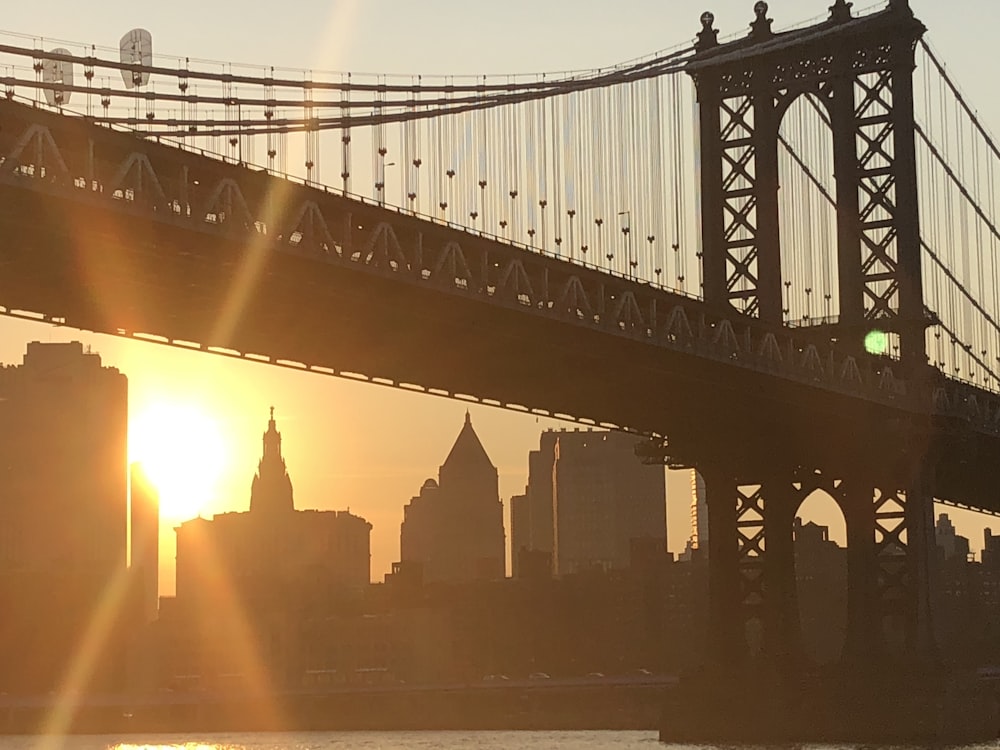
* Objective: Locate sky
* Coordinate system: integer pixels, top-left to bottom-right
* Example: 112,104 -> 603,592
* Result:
1,0 -> 998,594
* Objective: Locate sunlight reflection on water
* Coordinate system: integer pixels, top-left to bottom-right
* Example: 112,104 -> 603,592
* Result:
0,731 -> 666,750
7,734 -> 996,750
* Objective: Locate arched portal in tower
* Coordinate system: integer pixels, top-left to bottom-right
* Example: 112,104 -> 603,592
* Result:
777,94 -> 840,327
793,489 -> 847,666
687,0 -> 927,362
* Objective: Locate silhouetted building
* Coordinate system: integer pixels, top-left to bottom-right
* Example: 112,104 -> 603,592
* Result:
983,528 -> 1000,570
0,341 -> 127,573
936,513 -> 971,562
548,430 -> 666,576
167,409 -> 372,689
399,412 -> 505,583
794,517 -> 847,664
0,341 -> 131,693
510,493 -> 529,578
175,409 -> 372,605
678,470 -> 709,562
525,431 -> 559,570
130,462 -> 160,624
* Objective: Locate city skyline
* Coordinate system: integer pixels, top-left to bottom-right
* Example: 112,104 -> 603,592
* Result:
0,0 -> 997,595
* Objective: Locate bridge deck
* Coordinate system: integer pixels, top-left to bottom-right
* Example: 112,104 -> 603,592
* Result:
0,99 -> 998,508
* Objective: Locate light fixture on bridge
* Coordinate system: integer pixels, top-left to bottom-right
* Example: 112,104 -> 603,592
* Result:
120,28 -> 152,89
41,49 -> 73,107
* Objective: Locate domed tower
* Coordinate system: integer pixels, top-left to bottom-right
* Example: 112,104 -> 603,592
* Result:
249,407 -> 295,514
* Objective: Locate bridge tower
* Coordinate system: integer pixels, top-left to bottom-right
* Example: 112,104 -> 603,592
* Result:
684,1 -> 936,673
689,0 -> 927,366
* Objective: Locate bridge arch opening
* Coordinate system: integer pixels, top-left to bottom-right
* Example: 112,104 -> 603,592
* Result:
777,93 -> 840,328
794,489 -> 847,666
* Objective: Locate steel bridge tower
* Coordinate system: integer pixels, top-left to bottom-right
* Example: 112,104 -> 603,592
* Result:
684,0 -> 935,673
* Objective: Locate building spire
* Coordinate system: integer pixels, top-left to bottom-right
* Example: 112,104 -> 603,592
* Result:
695,11 -> 719,52
440,410 -> 497,481
250,407 -> 295,514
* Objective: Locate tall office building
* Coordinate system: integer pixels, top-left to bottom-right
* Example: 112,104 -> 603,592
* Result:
935,513 -> 970,562
130,462 -> 160,624
515,429 -> 666,577
399,412 -> 505,583
679,470 -> 709,562
0,341 -> 128,573
509,493 -> 529,578
0,341 -> 130,692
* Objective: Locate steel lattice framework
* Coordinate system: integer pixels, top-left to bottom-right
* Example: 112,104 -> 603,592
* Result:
682,0 -> 946,669
689,0 -> 926,367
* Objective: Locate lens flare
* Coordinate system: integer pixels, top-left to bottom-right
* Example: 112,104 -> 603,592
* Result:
130,400 -> 228,522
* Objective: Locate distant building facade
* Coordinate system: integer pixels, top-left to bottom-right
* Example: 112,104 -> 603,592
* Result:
509,493 -> 529,579
399,412 -> 505,583
165,409 -> 372,688
513,429 -> 666,577
794,517 -> 847,664
985,528 -> 1000,570
936,512 -> 971,562
509,431 -> 559,578
0,341 -> 128,573
175,409 -> 372,607
552,430 -> 666,575
130,462 -> 160,624
678,470 -> 709,562
0,341 -> 132,693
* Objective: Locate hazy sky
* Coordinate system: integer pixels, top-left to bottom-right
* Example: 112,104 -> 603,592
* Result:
1,0 -> 997,593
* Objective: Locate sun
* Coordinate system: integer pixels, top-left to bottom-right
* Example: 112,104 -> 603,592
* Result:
129,400 -> 229,522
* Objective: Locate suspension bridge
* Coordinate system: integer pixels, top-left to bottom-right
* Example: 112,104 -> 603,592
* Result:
1,0 -> 999,737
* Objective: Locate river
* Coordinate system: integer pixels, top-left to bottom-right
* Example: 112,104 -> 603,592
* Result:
0,734 -> 998,750
0,732 -> 660,749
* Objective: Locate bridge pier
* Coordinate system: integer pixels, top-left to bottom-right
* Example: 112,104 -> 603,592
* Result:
703,461 -> 939,671
663,460 -> 997,743
660,449 -> 1000,744
842,482 -> 879,667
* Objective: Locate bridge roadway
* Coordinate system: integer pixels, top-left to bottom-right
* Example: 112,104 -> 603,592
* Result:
0,98 -> 998,508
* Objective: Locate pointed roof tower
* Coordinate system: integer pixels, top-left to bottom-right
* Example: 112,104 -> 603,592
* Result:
440,410 -> 497,478
250,406 -> 295,514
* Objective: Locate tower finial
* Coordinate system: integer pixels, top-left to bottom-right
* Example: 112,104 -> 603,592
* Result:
749,1 -> 773,40
464,409 -> 471,425
695,11 -> 718,52
270,405 -> 274,421
829,0 -> 853,22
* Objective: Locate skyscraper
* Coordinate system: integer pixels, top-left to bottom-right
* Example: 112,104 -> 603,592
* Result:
399,412 -> 505,583
509,493 -> 529,578
679,470 -> 709,562
515,429 -> 666,577
0,341 -> 130,692
130,462 -> 160,624
0,341 -> 128,573
175,409 -> 372,606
